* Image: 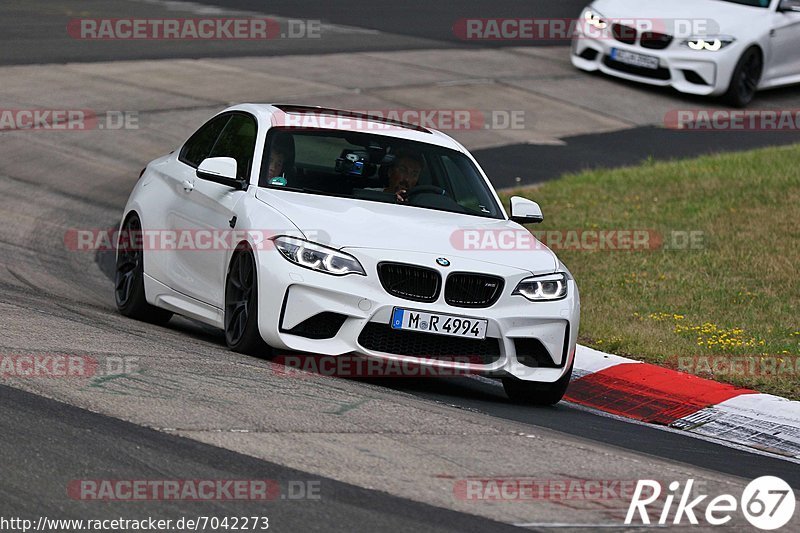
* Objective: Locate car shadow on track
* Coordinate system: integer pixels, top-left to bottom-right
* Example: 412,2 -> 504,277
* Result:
580,67 -> 800,108
361,375 -> 509,403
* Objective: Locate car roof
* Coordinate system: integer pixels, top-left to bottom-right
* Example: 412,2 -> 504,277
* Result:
221,103 -> 467,152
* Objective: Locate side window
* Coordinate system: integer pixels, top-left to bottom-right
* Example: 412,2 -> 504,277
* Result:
179,114 -> 231,168
208,113 -> 258,180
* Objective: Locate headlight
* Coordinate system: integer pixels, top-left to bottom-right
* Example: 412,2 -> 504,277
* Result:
683,36 -> 735,51
513,272 -> 568,301
272,236 -> 365,276
583,8 -> 608,30
557,262 -> 574,281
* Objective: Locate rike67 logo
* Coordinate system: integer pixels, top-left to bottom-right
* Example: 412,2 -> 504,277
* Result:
626,477 -> 796,530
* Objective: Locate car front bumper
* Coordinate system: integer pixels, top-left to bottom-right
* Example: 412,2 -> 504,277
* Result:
256,247 -> 580,383
570,28 -> 742,96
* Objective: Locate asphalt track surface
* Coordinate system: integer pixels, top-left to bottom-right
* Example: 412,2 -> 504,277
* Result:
0,0 -> 587,65
5,0 -> 799,188
207,0 -> 590,44
0,384 -> 519,533
476,125 -> 800,188
1,0 -> 800,531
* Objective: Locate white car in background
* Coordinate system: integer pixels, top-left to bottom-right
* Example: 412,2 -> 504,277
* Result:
115,104 -> 581,405
571,0 -> 800,106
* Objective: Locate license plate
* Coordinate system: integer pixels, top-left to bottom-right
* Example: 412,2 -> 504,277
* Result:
390,308 -> 488,340
611,48 -> 659,70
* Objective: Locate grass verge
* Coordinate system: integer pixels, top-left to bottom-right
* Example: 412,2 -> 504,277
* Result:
501,144 -> 800,400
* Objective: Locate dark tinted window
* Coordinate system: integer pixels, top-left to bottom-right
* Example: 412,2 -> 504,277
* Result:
179,114 -> 231,168
259,129 -> 502,219
208,113 -> 258,180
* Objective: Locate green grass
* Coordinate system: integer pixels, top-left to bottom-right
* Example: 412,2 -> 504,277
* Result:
500,144 -> 800,399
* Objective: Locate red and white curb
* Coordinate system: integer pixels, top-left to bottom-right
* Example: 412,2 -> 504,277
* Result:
569,345 -> 800,460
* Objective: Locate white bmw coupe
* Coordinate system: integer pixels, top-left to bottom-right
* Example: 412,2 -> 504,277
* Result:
572,0 -> 800,106
115,104 -> 580,404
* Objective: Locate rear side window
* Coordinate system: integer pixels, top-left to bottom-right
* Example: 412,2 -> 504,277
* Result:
208,113 -> 258,180
179,114 -> 231,168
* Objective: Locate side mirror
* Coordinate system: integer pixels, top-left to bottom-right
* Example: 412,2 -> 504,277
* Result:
197,157 -> 247,190
778,0 -> 800,12
509,196 -> 544,224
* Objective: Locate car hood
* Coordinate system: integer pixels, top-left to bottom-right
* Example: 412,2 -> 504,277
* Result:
590,0 -> 764,37
255,189 -> 559,275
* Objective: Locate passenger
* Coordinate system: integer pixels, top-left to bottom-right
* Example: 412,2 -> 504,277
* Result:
262,135 -> 293,187
266,146 -> 286,181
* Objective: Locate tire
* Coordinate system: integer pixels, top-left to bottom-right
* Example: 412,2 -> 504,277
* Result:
723,47 -> 763,108
502,361 -> 574,406
115,214 -> 173,325
224,245 -> 272,357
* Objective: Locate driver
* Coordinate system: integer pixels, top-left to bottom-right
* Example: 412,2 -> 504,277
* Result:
384,150 -> 423,203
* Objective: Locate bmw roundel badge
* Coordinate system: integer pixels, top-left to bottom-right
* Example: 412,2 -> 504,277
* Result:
436,257 -> 451,267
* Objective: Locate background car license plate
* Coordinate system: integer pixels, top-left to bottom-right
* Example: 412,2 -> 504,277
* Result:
611,48 -> 659,70
390,308 -> 487,340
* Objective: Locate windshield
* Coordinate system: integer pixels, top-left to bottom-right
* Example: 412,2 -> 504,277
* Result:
717,0 -> 770,7
258,128 -> 504,219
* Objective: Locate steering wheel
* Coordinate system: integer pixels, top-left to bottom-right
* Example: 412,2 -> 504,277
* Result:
406,185 -> 446,198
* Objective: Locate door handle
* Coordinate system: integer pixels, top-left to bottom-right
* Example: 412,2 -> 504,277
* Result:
182,179 -> 195,193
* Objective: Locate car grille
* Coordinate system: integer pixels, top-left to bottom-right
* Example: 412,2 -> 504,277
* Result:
445,273 -> 504,308
603,56 -> 671,80
358,322 -> 502,364
282,312 -> 347,339
640,31 -> 673,50
612,23 -> 637,45
378,262 -> 441,303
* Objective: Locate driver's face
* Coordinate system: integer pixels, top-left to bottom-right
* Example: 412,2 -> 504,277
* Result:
268,151 -> 285,179
387,157 -> 422,193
